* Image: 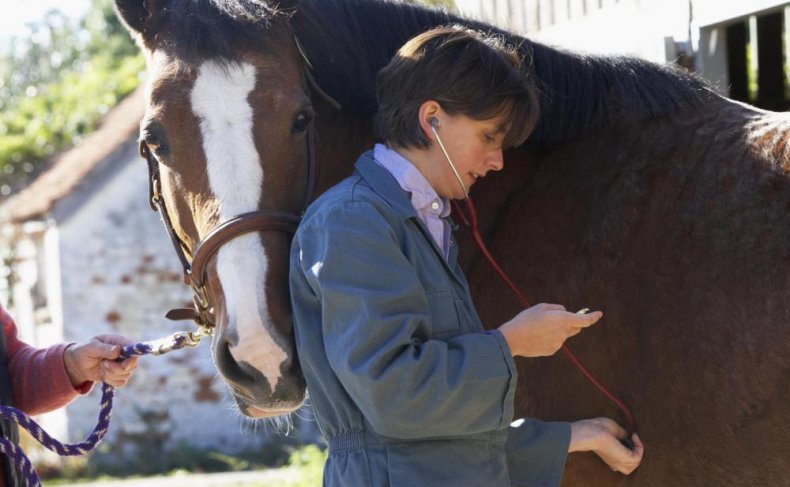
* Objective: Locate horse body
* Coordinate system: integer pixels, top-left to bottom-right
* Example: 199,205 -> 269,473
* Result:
467,99 -> 790,485
115,0 -> 790,483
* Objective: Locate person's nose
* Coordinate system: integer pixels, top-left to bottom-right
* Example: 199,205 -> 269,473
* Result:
486,149 -> 504,172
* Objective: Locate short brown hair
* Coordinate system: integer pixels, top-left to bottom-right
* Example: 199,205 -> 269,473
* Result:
375,26 -> 539,150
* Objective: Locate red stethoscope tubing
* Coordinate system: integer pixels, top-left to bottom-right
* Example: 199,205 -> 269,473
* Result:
451,197 -> 638,435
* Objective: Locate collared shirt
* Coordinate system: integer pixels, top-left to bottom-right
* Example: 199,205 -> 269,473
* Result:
373,143 -> 452,259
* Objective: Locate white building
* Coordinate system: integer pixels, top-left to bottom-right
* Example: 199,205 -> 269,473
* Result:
0,88 -> 306,469
455,0 -> 789,110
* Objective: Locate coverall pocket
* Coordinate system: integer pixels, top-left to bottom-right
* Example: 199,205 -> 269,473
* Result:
425,291 -> 462,335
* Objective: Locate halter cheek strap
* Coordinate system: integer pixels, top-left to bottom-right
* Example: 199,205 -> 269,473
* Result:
294,34 -> 342,111
140,123 -> 315,332
142,34 -> 336,333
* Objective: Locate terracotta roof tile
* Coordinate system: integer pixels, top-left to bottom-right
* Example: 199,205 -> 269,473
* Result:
1,87 -> 146,224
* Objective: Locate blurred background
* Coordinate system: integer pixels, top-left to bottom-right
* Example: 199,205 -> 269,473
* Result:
0,0 -> 787,485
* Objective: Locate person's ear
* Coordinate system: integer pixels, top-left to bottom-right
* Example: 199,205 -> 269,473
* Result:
418,100 -> 442,141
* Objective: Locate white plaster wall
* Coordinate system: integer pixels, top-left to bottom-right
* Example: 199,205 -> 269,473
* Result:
530,0 -> 689,62
456,0 -> 689,62
55,144 -> 271,456
455,0 -> 789,62
693,0 -> 789,27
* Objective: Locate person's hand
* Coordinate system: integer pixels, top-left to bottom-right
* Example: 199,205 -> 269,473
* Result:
63,335 -> 139,388
569,417 -> 644,474
497,303 -> 602,357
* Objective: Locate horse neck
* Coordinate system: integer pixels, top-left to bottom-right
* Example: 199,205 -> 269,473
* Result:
294,0 -> 712,149
526,45 -> 715,147
292,0 -> 459,191
292,0 -> 456,117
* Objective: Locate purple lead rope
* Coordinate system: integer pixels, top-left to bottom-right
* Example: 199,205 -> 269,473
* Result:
0,331 -> 205,487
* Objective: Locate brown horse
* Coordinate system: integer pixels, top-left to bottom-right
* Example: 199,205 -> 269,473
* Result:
115,0 -> 790,484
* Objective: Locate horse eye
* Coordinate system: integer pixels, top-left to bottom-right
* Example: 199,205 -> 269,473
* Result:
292,111 -> 314,134
150,143 -> 170,158
142,126 -> 170,157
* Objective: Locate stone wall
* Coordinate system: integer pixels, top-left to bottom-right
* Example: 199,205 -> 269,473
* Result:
55,141 -> 279,457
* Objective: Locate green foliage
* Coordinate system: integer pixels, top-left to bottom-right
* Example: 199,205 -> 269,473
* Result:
89,443 -> 256,477
39,443 -> 326,485
407,0 -> 456,9
0,0 -> 144,195
280,444 -> 327,487
0,0 -> 454,196
37,404 -> 315,481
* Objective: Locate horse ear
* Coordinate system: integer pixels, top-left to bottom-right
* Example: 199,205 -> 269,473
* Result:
114,0 -> 151,36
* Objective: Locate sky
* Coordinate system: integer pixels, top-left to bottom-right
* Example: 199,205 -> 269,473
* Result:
0,0 -> 90,44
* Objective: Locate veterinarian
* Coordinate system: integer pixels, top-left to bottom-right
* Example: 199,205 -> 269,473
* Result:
290,26 -> 643,486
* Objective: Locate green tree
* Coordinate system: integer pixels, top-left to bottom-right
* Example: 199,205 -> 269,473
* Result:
0,0 -> 144,197
408,0 -> 456,9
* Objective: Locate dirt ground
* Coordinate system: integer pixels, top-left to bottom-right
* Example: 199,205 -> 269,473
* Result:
49,468 -> 303,487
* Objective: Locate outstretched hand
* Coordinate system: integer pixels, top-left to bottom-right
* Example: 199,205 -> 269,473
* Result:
64,335 -> 139,388
498,303 -> 603,357
569,417 -> 644,475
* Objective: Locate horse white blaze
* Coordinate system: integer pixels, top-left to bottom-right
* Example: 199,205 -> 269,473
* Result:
191,60 -> 288,393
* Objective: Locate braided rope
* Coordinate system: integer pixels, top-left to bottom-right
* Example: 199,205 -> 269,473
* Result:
0,334 -> 197,487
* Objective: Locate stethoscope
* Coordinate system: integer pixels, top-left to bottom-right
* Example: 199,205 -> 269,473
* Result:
430,117 -> 469,199
428,116 -> 638,440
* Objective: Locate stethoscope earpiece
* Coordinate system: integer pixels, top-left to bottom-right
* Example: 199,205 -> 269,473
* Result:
430,118 -> 469,199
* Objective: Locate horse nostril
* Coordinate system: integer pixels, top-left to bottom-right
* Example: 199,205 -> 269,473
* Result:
215,338 -> 246,383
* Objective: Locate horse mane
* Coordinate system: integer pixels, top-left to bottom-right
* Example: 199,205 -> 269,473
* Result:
526,44 -> 713,145
291,0 -> 714,147
291,0 -> 454,117
146,0 -> 289,63
152,0 -> 714,147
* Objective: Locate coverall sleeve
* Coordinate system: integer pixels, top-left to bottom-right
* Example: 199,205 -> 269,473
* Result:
293,201 -> 518,439
506,418 -> 571,487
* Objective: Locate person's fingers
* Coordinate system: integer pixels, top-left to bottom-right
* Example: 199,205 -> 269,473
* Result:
96,334 -> 135,346
105,377 -> 126,388
88,339 -> 121,360
561,311 -> 602,339
571,310 -> 602,328
619,440 -> 644,474
101,361 -> 117,375
116,356 -> 138,371
631,433 -> 644,454
600,419 -> 628,439
88,334 -> 141,361
100,361 -> 135,387
106,359 -> 136,374
539,303 -> 567,311
608,433 -> 644,474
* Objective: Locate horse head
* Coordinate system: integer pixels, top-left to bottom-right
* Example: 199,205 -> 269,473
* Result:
115,0 -> 312,417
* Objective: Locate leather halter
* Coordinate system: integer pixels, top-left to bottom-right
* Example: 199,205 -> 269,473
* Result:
140,129 -> 311,330
139,34 -> 342,335
140,38 -> 340,332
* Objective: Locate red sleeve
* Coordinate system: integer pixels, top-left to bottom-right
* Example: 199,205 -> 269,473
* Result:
1,306 -> 93,415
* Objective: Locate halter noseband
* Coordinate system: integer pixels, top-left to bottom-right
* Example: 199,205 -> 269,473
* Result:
139,120 -> 315,333
140,35 -> 339,335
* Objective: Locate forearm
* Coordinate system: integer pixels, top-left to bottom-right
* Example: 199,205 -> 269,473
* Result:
10,343 -> 90,415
